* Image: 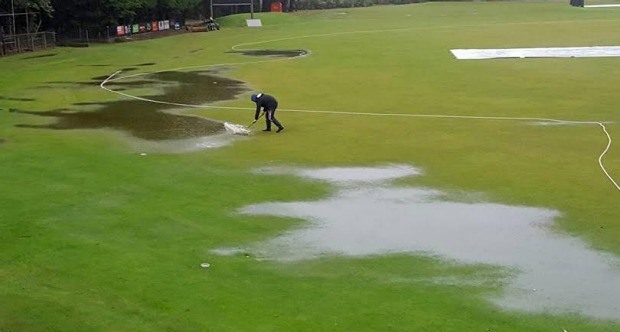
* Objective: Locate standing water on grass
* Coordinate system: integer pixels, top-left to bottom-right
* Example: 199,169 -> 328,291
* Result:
11,70 -> 249,152
213,165 -> 620,320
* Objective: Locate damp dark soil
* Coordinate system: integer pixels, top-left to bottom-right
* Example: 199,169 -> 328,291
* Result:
12,70 -> 249,141
229,49 -> 308,58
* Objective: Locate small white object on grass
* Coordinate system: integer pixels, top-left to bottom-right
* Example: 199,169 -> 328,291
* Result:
140,153 -> 147,156
224,122 -> 251,135
246,19 -> 262,27
201,262 -> 211,268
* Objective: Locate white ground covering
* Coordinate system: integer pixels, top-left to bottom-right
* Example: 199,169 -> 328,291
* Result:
451,46 -> 620,59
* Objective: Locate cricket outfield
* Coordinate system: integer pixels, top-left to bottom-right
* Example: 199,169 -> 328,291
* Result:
1,1 -> 620,331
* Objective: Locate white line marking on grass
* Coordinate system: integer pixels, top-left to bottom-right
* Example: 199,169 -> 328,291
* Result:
99,21 -> 620,192
585,4 -> 620,8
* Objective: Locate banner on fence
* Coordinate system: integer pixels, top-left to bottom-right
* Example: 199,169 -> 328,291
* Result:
116,20 -> 171,36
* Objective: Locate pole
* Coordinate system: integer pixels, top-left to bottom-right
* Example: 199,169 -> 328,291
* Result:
11,0 -> 16,35
251,0 -> 254,19
210,0 -> 214,19
0,28 -> 5,56
26,10 -> 34,51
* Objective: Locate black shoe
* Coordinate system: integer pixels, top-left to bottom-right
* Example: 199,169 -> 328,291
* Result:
262,129 -> 271,132
276,127 -> 284,133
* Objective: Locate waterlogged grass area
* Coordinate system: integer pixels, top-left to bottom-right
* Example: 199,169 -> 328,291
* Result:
1,1 -> 620,331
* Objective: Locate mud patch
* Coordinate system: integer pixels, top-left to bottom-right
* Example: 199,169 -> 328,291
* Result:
230,49 -> 308,58
215,165 -> 620,320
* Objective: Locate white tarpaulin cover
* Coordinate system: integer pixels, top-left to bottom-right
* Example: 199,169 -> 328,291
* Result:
451,46 -> 620,60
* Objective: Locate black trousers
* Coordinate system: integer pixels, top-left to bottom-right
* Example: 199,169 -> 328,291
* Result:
264,108 -> 283,130
570,0 -> 584,7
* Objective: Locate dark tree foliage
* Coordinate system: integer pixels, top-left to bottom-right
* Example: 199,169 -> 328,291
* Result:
48,0 -> 202,34
0,0 -> 52,34
0,0 -> 53,15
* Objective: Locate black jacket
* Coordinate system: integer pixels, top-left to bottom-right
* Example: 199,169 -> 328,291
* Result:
254,94 -> 278,120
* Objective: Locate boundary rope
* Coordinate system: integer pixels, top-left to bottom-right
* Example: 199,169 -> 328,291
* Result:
99,22 -> 619,192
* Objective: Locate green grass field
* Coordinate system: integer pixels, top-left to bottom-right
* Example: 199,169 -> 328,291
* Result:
1,1 -> 620,331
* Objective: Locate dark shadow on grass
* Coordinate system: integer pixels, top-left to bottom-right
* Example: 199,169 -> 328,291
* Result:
0,96 -> 36,101
229,49 -> 308,58
77,64 -> 113,67
21,53 -> 57,60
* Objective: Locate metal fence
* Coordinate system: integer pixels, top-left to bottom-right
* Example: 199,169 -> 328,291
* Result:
1,31 -> 56,56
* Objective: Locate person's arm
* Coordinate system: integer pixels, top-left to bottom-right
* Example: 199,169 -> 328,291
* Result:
254,103 -> 261,120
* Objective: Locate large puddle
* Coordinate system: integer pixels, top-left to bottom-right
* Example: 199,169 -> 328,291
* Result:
12,70 -> 250,151
11,51 -> 309,151
214,165 -> 620,320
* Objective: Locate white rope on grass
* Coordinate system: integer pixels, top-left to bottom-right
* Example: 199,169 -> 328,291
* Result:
102,70 -> 620,191
99,21 -> 619,192
280,108 -> 618,191
597,123 -> 620,191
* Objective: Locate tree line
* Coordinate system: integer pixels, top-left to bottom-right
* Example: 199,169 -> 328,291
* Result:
1,0 -> 465,35
1,0 -> 204,34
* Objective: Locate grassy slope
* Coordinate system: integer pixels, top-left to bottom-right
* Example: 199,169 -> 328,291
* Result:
1,2 -> 619,331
